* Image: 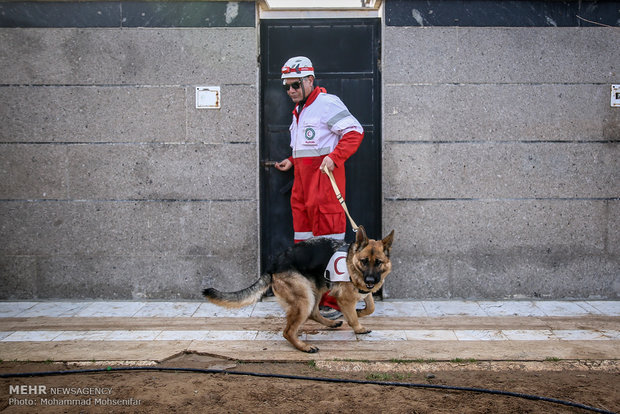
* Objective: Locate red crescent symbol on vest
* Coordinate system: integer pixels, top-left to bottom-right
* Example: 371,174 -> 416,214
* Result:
334,256 -> 346,275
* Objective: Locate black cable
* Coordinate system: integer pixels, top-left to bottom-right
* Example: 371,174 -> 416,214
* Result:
1,366 -> 615,414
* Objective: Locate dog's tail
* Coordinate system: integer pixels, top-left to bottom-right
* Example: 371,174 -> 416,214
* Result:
202,273 -> 272,308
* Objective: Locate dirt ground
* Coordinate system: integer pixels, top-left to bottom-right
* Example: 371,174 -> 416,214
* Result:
1,354 -> 618,413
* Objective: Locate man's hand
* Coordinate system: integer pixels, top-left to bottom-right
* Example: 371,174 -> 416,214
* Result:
319,156 -> 335,173
274,158 -> 293,171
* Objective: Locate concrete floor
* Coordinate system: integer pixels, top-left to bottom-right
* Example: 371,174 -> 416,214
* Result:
1,300 -> 618,363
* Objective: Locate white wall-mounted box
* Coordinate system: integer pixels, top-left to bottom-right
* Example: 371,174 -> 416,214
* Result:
196,86 -> 220,109
612,85 -> 620,108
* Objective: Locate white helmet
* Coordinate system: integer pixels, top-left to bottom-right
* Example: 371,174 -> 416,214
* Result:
281,56 -> 314,79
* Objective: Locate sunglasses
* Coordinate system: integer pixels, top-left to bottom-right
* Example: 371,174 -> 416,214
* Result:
283,81 -> 302,91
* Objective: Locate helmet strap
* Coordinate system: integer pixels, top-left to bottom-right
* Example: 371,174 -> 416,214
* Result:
302,76 -> 308,101
298,76 -> 311,111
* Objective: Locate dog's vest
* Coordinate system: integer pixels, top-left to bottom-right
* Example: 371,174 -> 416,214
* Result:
324,246 -> 350,282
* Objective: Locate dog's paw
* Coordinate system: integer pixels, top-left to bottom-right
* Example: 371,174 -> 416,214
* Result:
331,321 -> 343,329
305,346 -> 319,353
355,328 -> 372,335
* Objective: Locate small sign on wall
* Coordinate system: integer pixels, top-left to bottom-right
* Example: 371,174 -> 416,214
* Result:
612,85 -> 620,108
196,86 -> 221,109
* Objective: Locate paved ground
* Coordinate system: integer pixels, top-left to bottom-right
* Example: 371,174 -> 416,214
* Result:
0,300 -> 618,363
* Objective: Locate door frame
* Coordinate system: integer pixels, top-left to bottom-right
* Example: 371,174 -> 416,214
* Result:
258,17 -> 383,275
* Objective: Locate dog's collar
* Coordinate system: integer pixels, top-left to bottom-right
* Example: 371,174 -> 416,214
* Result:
358,288 -> 369,294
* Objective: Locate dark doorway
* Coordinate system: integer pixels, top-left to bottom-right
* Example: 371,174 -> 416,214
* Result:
259,18 -> 382,272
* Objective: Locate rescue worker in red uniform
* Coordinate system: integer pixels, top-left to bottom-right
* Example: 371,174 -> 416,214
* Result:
275,56 -> 364,313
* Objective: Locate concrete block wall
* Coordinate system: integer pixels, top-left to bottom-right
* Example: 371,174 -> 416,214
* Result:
0,1 -> 259,299
382,1 -> 620,299
1,0 -> 618,301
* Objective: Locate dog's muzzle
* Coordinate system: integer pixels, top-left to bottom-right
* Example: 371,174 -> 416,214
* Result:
364,272 -> 381,290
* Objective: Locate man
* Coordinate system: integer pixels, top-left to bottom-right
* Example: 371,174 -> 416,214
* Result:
274,56 -> 364,312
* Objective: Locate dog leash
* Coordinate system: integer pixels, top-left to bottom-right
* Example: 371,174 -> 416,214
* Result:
322,165 -> 359,232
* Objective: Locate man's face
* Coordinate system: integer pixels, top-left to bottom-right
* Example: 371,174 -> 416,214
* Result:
283,76 -> 313,103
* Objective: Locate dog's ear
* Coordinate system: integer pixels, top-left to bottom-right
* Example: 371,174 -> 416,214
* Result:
382,230 -> 395,256
354,225 -> 368,251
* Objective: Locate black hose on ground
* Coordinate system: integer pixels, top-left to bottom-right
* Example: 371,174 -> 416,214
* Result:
1,366 -> 615,414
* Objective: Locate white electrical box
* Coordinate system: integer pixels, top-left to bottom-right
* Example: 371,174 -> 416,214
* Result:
196,86 -> 220,109
612,85 -> 620,108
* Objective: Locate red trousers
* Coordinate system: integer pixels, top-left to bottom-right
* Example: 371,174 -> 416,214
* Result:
291,156 -> 346,243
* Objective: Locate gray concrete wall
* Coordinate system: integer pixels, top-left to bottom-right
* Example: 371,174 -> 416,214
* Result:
0,2 -> 259,299
1,0 -> 619,301
382,25 -> 619,299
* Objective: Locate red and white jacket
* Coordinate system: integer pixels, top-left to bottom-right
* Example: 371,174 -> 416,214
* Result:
289,87 -> 363,167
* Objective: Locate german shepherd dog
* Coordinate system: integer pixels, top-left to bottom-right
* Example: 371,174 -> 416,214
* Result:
203,226 -> 394,353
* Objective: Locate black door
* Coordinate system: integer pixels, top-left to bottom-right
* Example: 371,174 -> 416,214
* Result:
259,18 -> 381,271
